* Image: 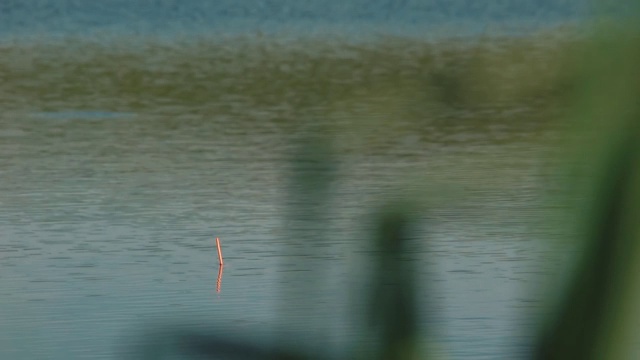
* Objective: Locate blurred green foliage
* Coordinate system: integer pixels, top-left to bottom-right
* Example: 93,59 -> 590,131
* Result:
532,23 -> 640,360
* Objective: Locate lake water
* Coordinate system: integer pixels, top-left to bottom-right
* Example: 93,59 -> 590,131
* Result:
0,2 -> 583,359
0,95 -> 567,359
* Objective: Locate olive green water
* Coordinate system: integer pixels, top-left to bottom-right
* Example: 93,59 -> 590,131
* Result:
0,35 -> 571,359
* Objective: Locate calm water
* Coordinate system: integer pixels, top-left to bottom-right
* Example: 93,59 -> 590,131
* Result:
0,2 -> 579,359
0,105 -> 566,359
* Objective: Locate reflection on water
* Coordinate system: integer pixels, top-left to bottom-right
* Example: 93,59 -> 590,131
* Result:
216,264 -> 224,294
0,35 -> 568,359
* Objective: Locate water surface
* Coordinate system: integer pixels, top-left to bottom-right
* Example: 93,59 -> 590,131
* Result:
0,12 -> 574,359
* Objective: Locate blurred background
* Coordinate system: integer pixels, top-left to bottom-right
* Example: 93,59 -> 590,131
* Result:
1,1 -> 638,359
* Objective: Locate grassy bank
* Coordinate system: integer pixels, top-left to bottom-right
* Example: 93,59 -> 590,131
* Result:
1,31 -> 578,126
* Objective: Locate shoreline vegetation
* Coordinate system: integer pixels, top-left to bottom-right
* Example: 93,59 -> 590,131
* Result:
1,28 -> 579,128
